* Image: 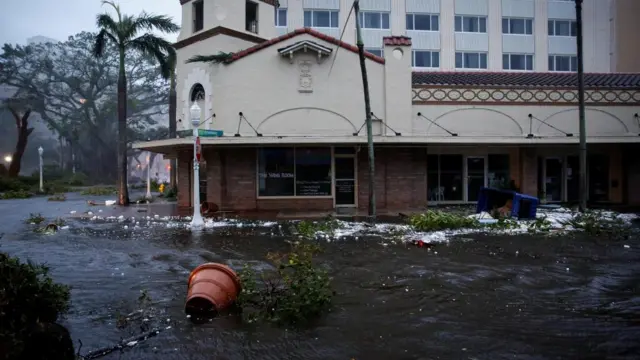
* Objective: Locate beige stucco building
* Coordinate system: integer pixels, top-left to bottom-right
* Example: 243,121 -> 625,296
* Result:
135,0 -> 640,214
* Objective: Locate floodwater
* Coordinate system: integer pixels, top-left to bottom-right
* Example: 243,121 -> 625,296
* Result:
1,195 -> 639,360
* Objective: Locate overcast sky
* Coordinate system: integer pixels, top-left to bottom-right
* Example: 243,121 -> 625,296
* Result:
0,0 -> 182,45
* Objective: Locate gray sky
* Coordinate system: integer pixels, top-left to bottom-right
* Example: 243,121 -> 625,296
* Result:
0,0 -> 182,45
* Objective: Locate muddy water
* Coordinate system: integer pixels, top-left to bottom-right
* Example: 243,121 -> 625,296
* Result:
1,196 -> 639,359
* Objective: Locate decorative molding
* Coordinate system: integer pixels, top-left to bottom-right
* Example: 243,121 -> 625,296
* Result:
298,60 -> 313,93
174,26 -> 265,50
412,87 -> 640,106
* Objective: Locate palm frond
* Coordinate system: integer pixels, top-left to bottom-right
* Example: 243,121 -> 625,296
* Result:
101,0 -> 122,22
96,13 -> 120,37
131,12 -> 180,36
186,53 -> 234,64
93,29 -> 117,57
128,34 -> 176,79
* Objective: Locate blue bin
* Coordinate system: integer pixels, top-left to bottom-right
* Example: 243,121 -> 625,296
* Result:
476,187 -> 539,220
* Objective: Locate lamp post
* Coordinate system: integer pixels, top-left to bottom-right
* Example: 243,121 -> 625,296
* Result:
38,146 -> 44,193
575,0 -> 587,212
146,154 -> 152,199
190,103 -> 204,228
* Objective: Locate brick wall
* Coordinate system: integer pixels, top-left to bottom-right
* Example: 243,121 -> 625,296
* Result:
358,147 -> 428,211
177,150 -> 191,208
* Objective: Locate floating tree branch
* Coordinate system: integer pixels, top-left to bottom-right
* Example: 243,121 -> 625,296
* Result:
186,52 -> 234,64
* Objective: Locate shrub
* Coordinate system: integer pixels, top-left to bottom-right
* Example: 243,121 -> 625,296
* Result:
80,186 -> 117,196
0,189 -> 33,199
409,210 -> 480,231
0,176 -> 30,192
0,252 -> 72,359
295,217 -> 342,239
237,241 -> 333,326
25,213 -> 45,225
562,211 -> 632,239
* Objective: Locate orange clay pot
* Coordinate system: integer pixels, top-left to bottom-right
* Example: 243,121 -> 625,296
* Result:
185,263 -> 241,318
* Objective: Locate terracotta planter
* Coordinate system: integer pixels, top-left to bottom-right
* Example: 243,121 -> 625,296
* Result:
200,202 -> 219,215
185,263 -> 241,318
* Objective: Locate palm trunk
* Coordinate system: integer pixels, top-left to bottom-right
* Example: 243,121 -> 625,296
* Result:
8,109 -> 34,177
117,48 -> 130,205
168,70 -> 177,189
354,1 -> 376,222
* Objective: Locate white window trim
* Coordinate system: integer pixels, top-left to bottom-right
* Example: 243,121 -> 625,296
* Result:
304,9 -> 340,29
275,7 -> 287,28
455,51 -> 488,70
412,50 -> 440,69
503,53 -> 535,71
502,17 -> 534,35
406,13 -> 440,32
454,15 -> 488,34
548,54 -> 578,72
548,19 -> 577,37
359,11 -> 390,30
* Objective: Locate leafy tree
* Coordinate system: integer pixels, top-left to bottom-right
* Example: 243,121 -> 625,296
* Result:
92,0 -> 178,205
0,31 -> 171,183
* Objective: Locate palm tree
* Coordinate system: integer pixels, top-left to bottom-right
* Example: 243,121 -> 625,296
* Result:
92,0 -> 179,205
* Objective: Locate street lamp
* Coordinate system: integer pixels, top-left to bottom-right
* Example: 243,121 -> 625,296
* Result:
3,155 -> 11,164
38,146 -> 44,192
189,103 -> 204,228
146,154 -> 152,199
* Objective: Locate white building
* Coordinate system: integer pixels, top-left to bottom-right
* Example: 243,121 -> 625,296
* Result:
135,0 -> 640,214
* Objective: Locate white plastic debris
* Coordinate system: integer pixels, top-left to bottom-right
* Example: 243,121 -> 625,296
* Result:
105,200 -> 116,206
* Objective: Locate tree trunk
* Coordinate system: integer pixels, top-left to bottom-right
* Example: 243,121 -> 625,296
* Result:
7,108 -> 34,177
117,47 -> 130,205
168,70 -> 177,189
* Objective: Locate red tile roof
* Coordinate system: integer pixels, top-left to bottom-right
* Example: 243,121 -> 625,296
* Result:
383,36 -> 412,46
227,28 -> 385,65
412,71 -> 640,88
180,0 -> 277,5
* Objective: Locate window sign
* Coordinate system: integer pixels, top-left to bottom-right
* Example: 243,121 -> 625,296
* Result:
258,147 -> 331,197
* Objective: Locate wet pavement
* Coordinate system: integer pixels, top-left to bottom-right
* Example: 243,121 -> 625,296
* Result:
1,194 -> 639,359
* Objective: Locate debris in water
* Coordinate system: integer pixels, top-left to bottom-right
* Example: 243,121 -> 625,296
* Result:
623,245 -> 630,249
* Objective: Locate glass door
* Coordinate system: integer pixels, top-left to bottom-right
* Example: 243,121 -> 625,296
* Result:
566,156 -> 579,202
466,157 -> 486,202
334,156 -> 356,207
588,154 -> 609,202
544,158 -> 563,202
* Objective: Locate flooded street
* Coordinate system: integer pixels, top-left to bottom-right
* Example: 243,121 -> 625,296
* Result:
1,196 -> 639,359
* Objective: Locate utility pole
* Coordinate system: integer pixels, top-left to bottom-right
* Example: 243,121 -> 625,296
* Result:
353,0 -> 376,222
575,0 -> 587,212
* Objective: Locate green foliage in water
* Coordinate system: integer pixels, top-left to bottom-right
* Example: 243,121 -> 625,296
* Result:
409,210 -> 480,231
47,194 -> 67,201
237,241 -> 333,326
25,213 -> 45,225
80,186 -> 117,196
295,217 -> 342,239
562,210 -> 632,239
0,252 -> 71,359
0,189 -> 33,199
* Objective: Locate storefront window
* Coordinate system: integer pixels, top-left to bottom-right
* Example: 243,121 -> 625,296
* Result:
488,154 -> 510,189
427,154 -> 463,201
257,147 -> 331,197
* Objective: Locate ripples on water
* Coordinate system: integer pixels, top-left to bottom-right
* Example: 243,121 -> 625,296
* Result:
1,197 -> 639,359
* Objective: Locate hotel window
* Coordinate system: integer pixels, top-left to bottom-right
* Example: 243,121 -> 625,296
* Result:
427,155 -> 464,202
502,18 -> 533,35
304,10 -> 339,28
275,7 -> 287,27
257,148 -> 332,197
192,0 -> 204,32
359,11 -> 390,29
412,50 -> 440,68
548,55 -> 577,71
503,54 -> 534,70
548,19 -> 577,36
365,48 -> 383,57
454,15 -> 487,33
406,13 -> 439,31
455,52 -> 488,69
